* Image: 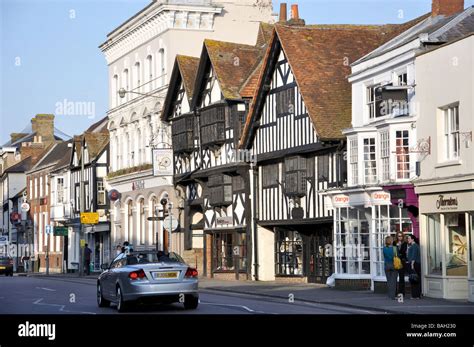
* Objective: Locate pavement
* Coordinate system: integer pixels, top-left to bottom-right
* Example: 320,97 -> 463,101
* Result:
18,272 -> 474,314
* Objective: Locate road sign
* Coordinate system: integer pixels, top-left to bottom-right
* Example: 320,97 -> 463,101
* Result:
80,239 -> 86,248
80,212 -> 99,225
0,236 -> 8,245
21,202 -> 30,212
53,226 -> 68,236
45,225 -> 52,234
163,215 -> 179,232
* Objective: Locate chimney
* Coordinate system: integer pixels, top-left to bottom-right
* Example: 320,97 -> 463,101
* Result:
279,3 -> 288,22
10,133 -> 28,144
287,4 -> 305,26
432,0 -> 464,17
31,114 -> 55,144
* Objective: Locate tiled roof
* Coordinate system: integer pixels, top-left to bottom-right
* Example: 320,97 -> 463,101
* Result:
199,39 -> 265,101
176,55 -> 200,103
256,22 -> 275,47
239,60 -> 264,98
4,157 -> 34,173
240,18 -> 430,146
74,131 -> 109,162
30,141 -> 72,172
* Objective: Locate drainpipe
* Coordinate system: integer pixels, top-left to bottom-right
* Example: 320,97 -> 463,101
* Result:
252,162 -> 259,281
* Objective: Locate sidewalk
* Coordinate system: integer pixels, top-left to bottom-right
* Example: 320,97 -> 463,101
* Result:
199,278 -> 474,314
26,272 -> 474,314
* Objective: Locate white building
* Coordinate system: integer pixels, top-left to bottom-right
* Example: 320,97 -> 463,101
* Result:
100,0 -> 273,259
325,0 -> 473,291
415,34 -> 474,301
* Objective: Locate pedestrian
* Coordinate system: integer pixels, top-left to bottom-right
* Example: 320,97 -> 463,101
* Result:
394,231 -> 408,296
383,235 -> 398,300
84,243 -> 92,276
407,234 -> 422,299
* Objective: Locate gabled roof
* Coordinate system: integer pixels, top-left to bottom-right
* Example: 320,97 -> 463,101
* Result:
4,157 -> 34,174
29,141 -> 73,173
191,40 -> 266,108
161,55 -> 200,121
256,22 -> 275,47
355,7 -> 474,65
73,127 -> 109,163
240,19 -> 431,146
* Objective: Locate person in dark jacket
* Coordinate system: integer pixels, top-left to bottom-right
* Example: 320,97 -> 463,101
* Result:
407,234 -> 421,299
394,232 -> 408,296
84,244 -> 92,275
383,235 -> 397,299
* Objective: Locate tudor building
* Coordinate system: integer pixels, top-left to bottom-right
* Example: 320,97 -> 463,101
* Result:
239,8 -> 418,283
162,28 -> 271,279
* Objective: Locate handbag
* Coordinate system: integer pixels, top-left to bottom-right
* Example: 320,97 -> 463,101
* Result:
409,272 -> 420,284
393,246 -> 403,270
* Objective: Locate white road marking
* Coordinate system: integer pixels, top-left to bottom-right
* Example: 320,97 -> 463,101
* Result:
33,298 -> 96,315
200,302 -> 268,314
35,287 -> 56,292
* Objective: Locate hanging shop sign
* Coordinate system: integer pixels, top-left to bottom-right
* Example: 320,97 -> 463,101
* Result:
21,202 -> 30,212
108,189 -> 121,202
332,194 -> 350,208
216,216 -> 233,226
80,212 -> 99,225
152,149 -> 173,176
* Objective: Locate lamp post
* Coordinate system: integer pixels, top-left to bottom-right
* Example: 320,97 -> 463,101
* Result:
118,88 -> 161,100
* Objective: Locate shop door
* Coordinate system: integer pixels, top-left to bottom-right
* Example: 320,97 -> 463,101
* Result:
306,231 -> 333,284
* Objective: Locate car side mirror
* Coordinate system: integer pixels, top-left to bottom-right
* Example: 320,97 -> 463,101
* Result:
100,263 -> 109,270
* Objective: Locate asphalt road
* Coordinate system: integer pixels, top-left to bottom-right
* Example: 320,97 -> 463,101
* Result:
0,276 -> 379,315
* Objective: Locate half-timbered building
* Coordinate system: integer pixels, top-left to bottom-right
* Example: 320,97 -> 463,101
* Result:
240,20 -> 414,283
163,25 -> 272,279
69,118 -> 111,271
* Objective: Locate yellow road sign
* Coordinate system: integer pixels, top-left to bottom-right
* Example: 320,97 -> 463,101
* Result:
80,212 -> 99,225
80,239 -> 86,248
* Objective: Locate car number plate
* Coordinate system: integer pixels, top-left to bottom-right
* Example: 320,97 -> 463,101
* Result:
0,266 -> 5,270
153,271 -> 178,279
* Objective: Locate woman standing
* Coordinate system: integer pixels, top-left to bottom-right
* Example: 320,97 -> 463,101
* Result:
394,232 -> 408,296
383,236 -> 398,299
407,234 -> 422,299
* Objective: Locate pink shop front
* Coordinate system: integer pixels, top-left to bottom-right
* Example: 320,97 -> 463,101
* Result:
325,184 -> 419,291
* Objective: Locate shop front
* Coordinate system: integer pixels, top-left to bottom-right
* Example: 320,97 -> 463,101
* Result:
416,186 -> 473,302
327,185 -> 419,291
84,222 -> 110,272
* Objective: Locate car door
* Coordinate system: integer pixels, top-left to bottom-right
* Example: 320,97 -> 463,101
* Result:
109,257 -> 127,300
104,254 -> 125,298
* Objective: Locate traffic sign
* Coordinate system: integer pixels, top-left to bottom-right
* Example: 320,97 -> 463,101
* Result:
80,239 -> 86,248
53,226 -> 68,236
163,215 -> 179,232
21,202 -> 30,212
80,212 -> 99,225
45,225 -> 52,234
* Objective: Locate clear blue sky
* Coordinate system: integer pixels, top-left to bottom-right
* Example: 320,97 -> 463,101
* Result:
1,0 -> 473,144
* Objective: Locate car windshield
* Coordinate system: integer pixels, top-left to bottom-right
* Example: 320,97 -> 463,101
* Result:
126,252 -> 185,265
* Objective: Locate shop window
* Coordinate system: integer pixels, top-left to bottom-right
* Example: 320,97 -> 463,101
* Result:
214,232 -> 234,272
427,215 -> 442,275
470,213 -> 474,276
275,229 -> 303,276
335,207 -> 371,276
445,213 -> 468,277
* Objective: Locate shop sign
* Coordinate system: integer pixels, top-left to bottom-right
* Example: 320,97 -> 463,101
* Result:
436,195 -> 458,211
153,149 -> 173,176
216,216 -> 233,226
80,212 -> 99,225
132,180 -> 145,191
371,192 -> 391,205
332,194 -> 350,208
53,226 -> 68,236
390,189 -> 406,200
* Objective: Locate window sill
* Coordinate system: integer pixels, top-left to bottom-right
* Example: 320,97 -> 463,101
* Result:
435,160 -> 462,169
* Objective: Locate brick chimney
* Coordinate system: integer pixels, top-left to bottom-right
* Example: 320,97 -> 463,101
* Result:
287,4 -> 305,26
31,114 -> 55,143
10,133 -> 28,144
279,3 -> 288,22
432,0 -> 464,17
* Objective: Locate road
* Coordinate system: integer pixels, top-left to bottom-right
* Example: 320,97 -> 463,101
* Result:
0,276 -> 378,315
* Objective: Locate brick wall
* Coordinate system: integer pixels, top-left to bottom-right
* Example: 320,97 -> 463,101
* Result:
31,114 -> 55,143
432,0 -> 464,16
335,278 -> 371,290
275,276 -> 308,284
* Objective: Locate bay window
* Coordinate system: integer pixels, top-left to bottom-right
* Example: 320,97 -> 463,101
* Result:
284,156 -> 307,196
396,130 -> 410,179
363,138 -> 377,184
208,174 -> 232,206
262,164 -> 279,188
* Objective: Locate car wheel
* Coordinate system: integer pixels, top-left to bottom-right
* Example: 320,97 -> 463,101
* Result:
116,286 -> 129,313
183,295 -> 199,310
97,283 -> 110,308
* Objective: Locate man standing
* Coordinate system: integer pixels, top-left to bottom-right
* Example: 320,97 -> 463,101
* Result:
84,243 -> 92,275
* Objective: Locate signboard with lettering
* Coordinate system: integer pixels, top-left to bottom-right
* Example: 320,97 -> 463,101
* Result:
53,226 -> 68,236
216,216 -> 233,226
131,180 -> 145,191
80,212 -> 99,225
332,194 -> 350,208
371,192 -> 391,205
436,195 -> 458,211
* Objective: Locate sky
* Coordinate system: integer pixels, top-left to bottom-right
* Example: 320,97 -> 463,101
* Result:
1,0 -> 473,144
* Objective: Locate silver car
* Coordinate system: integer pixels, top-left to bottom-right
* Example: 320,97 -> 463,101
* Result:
97,251 -> 199,312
